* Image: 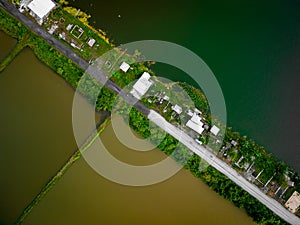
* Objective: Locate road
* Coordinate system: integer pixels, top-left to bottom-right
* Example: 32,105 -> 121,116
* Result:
1,1 -> 299,224
0,0 -> 150,117
148,111 -> 300,225
148,110 -> 300,225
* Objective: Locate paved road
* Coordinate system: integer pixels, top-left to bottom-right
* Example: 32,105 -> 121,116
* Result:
0,0 -> 150,117
1,1 -> 299,224
149,110 -> 300,225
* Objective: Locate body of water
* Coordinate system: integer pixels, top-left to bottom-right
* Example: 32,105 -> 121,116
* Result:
1,1 -> 300,224
0,45 -> 255,225
0,31 -> 16,60
0,48 -> 104,224
23,120 -> 256,225
72,0 -> 300,172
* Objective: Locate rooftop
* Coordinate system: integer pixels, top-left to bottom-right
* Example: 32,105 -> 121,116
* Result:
120,62 -> 130,72
285,191 -> 300,213
190,112 -> 202,124
28,0 -> 56,19
186,109 -> 193,117
210,125 -> 220,136
172,104 -> 182,114
87,38 -> 96,47
186,113 -> 204,134
130,72 -> 153,100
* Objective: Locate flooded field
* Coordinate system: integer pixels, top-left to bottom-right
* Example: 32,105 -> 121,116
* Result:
23,120 -> 256,225
0,31 -> 16,61
0,49 -> 105,224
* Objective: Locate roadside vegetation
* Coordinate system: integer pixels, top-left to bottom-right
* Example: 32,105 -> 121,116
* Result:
114,97 -> 291,225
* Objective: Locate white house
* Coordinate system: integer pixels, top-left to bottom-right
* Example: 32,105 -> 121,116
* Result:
87,38 -> 96,47
171,104 -> 182,114
285,191 -> 300,213
163,95 -> 169,101
210,125 -> 220,136
186,112 -> 204,134
130,72 -> 153,100
119,62 -> 130,72
27,0 -> 56,25
66,24 -> 73,31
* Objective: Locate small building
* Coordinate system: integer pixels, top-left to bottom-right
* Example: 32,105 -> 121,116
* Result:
48,23 -> 58,34
186,109 -> 193,117
288,181 -> 295,187
231,140 -> 238,146
119,62 -> 130,72
59,32 -> 66,40
171,104 -> 182,114
285,191 -> 300,213
70,42 -> 81,50
130,72 -> 153,100
186,112 -> 204,134
163,95 -> 169,101
27,0 -> 56,25
87,38 -> 96,47
203,124 -> 210,130
210,125 -> 220,136
66,24 -> 73,31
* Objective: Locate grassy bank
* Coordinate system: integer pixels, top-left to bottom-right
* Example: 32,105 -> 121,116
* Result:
0,33 -> 29,72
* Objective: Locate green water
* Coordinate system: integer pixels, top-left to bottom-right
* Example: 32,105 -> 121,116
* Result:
72,0 -> 300,171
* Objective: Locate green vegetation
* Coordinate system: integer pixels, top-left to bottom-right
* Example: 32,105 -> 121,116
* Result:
114,97 -> 290,224
193,165 -> 289,225
45,5 -> 111,60
178,82 -> 209,115
0,7 -> 28,39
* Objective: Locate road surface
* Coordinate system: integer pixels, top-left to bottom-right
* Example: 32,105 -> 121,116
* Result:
148,111 -> 300,225
0,0 -> 150,117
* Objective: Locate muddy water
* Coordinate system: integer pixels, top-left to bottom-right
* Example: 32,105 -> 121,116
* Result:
23,119 -> 256,225
0,39 -> 255,225
0,31 -> 16,61
0,48 -> 105,224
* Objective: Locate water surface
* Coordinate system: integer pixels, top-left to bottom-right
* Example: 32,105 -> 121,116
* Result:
0,48 -> 105,224
72,0 -> 300,171
0,31 -> 16,61
23,120 -> 256,225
